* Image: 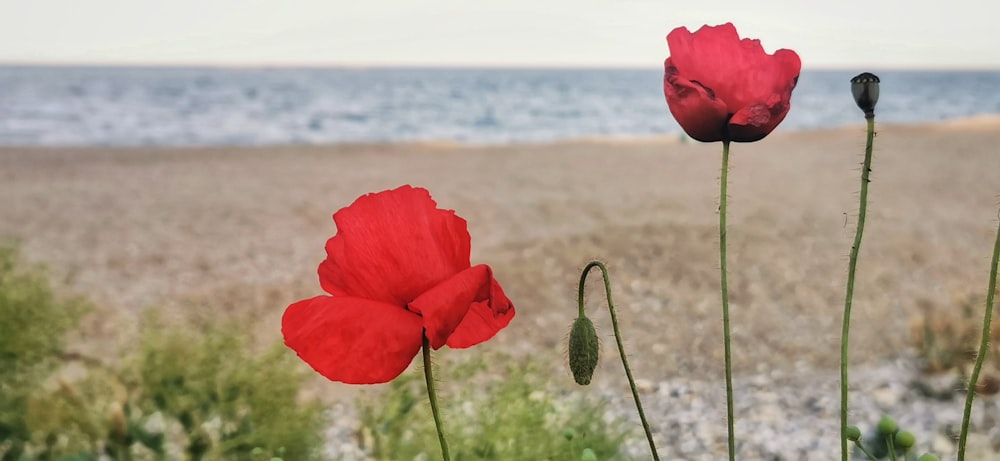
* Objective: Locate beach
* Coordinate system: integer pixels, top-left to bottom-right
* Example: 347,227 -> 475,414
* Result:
3,119 -> 1000,457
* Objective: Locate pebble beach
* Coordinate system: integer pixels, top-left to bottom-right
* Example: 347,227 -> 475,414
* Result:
2,118 -> 1000,459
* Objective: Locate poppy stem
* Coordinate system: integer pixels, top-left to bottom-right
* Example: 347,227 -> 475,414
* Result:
841,115 -> 876,461
422,334 -> 451,461
578,261 -> 660,460
719,140 -> 736,461
957,214 -> 1000,460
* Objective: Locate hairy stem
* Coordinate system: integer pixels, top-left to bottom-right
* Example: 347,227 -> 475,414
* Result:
422,334 -> 451,461
958,215 -> 1000,460
841,116 -> 876,461
578,261 -> 659,460
719,140 -> 736,461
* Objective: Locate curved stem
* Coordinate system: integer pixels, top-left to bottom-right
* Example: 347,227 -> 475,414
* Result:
852,440 -> 879,461
578,261 -> 660,460
422,334 -> 451,461
719,140 -> 736,461
841,115 -> 876,461
958,215 -> 1000,460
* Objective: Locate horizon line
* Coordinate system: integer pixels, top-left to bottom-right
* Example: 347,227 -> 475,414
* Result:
1,60 -> 999,72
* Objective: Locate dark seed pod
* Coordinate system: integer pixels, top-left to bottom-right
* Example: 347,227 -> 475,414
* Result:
568,316 -> 600,385
850,72 -> 880,117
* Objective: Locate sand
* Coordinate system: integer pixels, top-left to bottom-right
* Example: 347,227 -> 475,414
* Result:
2,119 -> 999,387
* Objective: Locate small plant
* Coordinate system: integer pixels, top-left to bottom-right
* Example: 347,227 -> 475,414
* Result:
846,416 -> 938,461
0,244 -> 329,460
0,245 -> 89,459
19,316 -> 330,461
357,352 -> 627,460
130,316 -> 329,460
910,295 -> 999,380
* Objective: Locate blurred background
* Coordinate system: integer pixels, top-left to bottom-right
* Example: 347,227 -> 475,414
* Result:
2,2 -> 999,460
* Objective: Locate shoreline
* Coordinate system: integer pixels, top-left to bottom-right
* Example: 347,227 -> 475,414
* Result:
1,114 -> 999,152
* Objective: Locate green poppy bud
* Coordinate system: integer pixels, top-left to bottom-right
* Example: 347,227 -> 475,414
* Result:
895,430 -> 915,450
877,416 -> 898,436
568,316 -> 600,385
562,427 -> 576,441
850,72 -> 880,118
845,425 -> 862,442
917,454 -> 940,461
580,448 -> 598,461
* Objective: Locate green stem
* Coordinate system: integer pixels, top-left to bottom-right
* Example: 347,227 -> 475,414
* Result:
886,434 -> 898,460
852,440 -> 879,461
841,115 -> 876,461
957,214 -> 1000,460
719,140 -> 736,461
422,334 -> 451,461
578,261 -> 660,461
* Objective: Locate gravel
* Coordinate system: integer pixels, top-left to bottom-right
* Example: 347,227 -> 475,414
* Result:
322,356 -> 1000,460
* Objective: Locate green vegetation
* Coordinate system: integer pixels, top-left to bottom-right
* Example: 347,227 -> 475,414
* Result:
911,295 -> 999,384
0,246 -> 89,460
0,245 -> 328,460
358,352 -> 628,460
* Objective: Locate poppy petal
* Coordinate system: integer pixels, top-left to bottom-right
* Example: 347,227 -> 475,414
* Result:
408,264 -> 514,349
727,98 -> 788,142
446,275 -> 514,349
282,295 -> 423,384
664,23 -> 800,143
666,23 -> 747,104
663,58 -> 730,142
318,185 -> 472,306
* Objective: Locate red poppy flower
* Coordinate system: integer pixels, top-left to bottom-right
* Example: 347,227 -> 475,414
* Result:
282,185 -> 515,384
663,23 -> 801,143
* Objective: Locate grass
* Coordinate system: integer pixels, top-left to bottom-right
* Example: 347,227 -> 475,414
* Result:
910,294 -> 999,388
357,351 -> 628,460
0,244 -> 329,461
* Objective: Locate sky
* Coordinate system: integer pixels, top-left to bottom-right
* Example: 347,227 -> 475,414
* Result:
0,0 -> 996,69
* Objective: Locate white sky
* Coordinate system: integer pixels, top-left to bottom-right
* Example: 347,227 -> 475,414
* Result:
0,0 -> 996,69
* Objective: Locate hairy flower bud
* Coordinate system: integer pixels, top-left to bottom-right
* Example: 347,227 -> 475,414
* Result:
917,454 -> 940,461
850,72 -> 880,118
845,425 -> 862,442
568,316 -> 600,385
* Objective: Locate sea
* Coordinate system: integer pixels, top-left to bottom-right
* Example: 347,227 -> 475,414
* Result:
0,66 -> 997,147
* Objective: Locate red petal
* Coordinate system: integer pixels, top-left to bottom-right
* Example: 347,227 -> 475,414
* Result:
407,264 -> 514,349
665,23 -> 800,142
663,58 -> 729,142
446,275 -> 514,349
318,185 -> 472,306
282,295 -> 423,384
727,97 -> 789,142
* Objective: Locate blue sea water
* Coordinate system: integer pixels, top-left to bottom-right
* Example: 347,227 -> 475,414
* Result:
0,66 -> 997,147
